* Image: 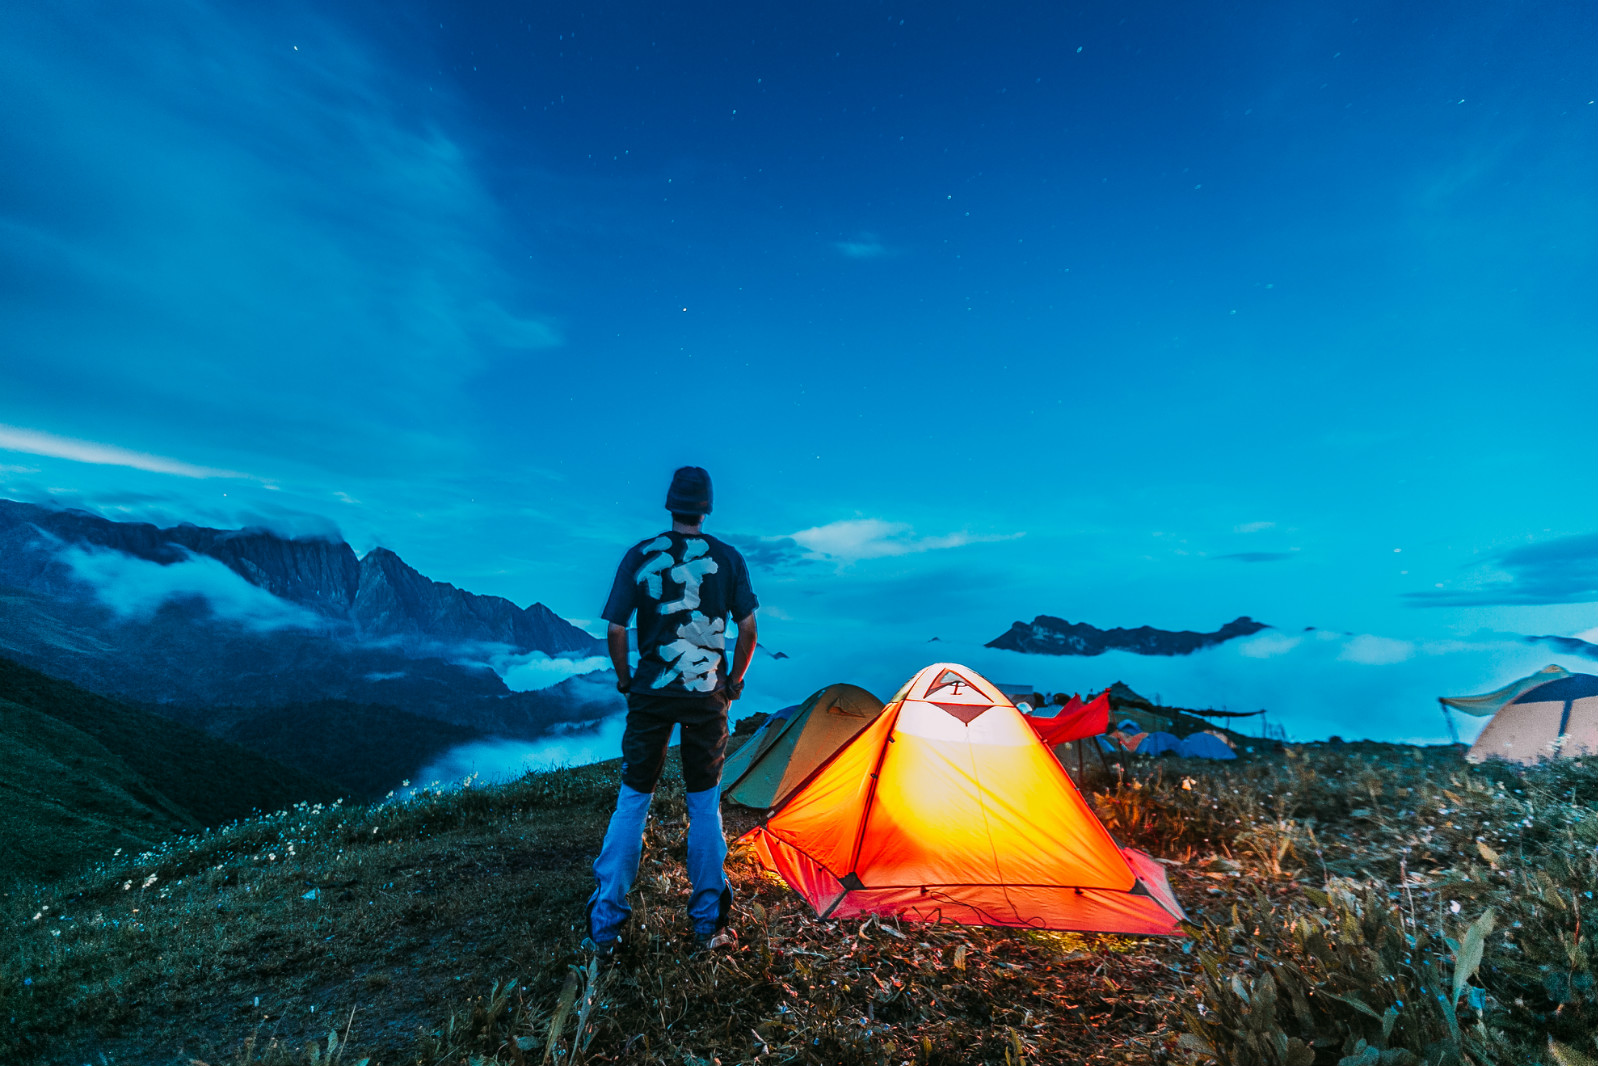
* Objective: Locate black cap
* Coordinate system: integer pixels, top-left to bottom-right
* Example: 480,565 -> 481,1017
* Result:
665,466 -> 713,515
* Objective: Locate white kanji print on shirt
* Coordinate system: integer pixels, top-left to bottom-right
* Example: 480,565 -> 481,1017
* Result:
651,613 -> 726,692
634,536 -> 727,691
634,535 -> 675,597
660,537 -> 718,613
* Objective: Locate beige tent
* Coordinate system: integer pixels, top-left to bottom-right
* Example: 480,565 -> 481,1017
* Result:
1459,671 -> 1598,765
722,683 -> 884,809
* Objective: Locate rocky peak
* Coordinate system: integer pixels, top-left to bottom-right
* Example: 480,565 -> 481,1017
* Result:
986,615 -> 1268,657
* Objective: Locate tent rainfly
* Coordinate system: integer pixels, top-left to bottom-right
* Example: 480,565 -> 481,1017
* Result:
722,683 -> 885,810
1441,664 -> 1570,718
743,663 -> 1187,934
1459,671 -> 1598,765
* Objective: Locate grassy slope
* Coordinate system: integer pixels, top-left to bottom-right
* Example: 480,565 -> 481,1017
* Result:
3,745 -> 1595,1065
0,656 -> 342,884
0,696 -> 197,882
216,701 -> 482,801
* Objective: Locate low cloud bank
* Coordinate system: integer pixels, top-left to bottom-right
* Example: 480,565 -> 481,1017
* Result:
59,543 -> 322,631
491,651 -> 613,692
394,624 -> 1583,789
413,715 -> 628,786
723,626 -> 1576,747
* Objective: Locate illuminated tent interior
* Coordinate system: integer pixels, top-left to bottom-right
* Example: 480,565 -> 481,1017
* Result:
722,683 -> 885,810
742,663 -> 1187,934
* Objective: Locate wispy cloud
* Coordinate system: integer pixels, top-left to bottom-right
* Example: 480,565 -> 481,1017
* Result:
834,235 -> 890,259
1406,532 -> 1598,606
1338,634 -> 1417,665
58,543 -> 322,631
1217,551 -> 1297,563
0,3 -> 553,479
784,518 -> 1021,564
0,423 -> 251,480
1233,521 -> 1276,533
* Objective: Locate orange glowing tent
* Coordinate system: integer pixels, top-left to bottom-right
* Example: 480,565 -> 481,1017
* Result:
743,663 -> 1187,934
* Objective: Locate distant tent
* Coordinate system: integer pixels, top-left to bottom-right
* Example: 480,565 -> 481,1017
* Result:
1177,732 -> 1237,760
744,663 -> 1187,934
1134,731 -> 1182,756
1464,672 -> 1598,765
722,683 -> 884,809
1111,729 -> 1147,751
1442,664 -> 1570,718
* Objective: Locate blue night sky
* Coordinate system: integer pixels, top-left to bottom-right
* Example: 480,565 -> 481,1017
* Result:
2,0 -> 1595,741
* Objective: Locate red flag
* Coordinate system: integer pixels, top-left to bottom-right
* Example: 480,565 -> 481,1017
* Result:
1025,690 -> 1110,745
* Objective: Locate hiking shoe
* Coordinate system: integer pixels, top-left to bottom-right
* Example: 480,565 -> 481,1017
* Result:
692,927 -> 737,953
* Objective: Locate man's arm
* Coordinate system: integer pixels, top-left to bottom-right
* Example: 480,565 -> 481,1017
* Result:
727,612 -> 757,699
608,623 -> 631,693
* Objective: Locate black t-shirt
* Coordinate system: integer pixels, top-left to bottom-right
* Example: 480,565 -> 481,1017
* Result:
601,531 -> 758,697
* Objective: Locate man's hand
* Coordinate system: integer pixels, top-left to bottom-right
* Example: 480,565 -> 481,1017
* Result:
727,611 -> 757,702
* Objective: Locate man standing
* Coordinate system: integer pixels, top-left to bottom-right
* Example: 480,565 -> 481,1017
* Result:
586,466 -> 758,954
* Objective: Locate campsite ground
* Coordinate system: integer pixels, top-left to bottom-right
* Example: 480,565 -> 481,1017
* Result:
3,744 -> 1595,1065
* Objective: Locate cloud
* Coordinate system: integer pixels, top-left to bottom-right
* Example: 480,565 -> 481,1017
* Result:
1237,632 -> 1303,658
835,236 -> 890,259
1522,634 -> 1598,662
0,3 -> 555,478
784,518 -> 1022,564
1234,521 -> 1275,533
491,651 -> 612,692
1216,551 -> 1298,563
0,424 -> 252,480
1337,634 -> 1416,665
1406,532 -> 1598,606
414,713 -> 628,786
58,543 -> 322,631
722,534 -> 820,572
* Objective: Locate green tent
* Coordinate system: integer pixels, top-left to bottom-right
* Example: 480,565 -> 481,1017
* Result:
723,683 -> 884,810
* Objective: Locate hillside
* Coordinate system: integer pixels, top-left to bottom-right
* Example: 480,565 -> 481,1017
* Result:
216,700 -> 482,801
0,656 -> 340,884
4,744 -> 1593,1065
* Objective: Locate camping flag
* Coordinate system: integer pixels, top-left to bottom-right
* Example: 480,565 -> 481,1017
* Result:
743,663 -> 1186,934
1024,689 -> 1110,745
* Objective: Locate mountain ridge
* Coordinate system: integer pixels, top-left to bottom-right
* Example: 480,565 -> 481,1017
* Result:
0,499 -> 599,657
986,615 -> 1269,657
0,500 -> 622,739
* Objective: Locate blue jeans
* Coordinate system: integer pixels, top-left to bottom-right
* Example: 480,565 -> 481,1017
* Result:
587,783 -> 729,941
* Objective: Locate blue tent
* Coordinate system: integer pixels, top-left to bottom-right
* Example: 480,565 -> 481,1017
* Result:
1177,732 -> 1238,760
1135,731 -> 1182,756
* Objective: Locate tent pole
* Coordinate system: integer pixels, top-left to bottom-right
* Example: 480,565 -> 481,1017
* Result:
1438,699 -> 1461,745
